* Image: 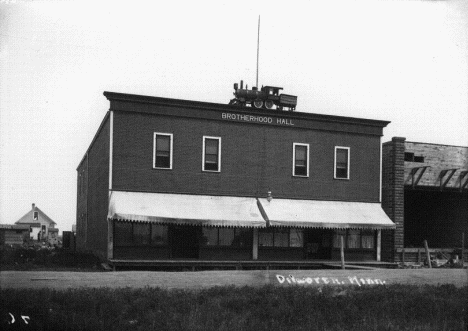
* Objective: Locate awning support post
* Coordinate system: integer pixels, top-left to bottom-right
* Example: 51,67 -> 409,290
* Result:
107,219 -> 114,260
340,235 -> 345,270
252,228 -> 258,260
439,169 -> 458,191
376,230 -> 381,262
411,166 -> 430,188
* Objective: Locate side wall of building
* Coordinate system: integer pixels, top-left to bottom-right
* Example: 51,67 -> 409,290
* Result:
76,114 -> 110,259
111,110 -> 382,203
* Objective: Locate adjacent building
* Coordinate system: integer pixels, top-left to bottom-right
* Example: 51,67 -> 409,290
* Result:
76,91 -> 395,268
15,203 -> 58,245
382,138 -> 468,262
0,224 -> 30,246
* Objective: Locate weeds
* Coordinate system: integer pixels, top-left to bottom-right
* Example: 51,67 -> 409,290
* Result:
1,284 -> 466,330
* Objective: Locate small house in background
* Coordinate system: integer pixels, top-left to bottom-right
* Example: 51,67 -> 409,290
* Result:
15,203 -> 59,245
0,224 -> 30,246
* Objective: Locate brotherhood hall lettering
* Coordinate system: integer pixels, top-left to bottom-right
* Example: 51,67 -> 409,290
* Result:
222,113 -> 294,126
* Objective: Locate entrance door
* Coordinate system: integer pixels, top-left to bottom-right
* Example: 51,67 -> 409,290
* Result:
304,229 -> 332,260
171,226 -> 200,259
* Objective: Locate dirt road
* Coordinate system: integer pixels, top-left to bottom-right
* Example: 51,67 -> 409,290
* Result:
1,269 -> 467,290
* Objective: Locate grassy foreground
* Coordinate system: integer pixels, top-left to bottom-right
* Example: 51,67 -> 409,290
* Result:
1,285 -> 467,331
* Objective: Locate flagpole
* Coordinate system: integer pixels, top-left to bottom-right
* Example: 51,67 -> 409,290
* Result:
256,15 -> 260,89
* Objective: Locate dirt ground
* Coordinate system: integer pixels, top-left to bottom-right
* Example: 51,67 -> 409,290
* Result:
1,269 -> 467,290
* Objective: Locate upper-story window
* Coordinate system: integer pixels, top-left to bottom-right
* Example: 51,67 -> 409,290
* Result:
203,136 -> 221,172
334,147 -> 350,179
293,143 -> 309,177
153,133 -> 173,169
33,211 -> 38,220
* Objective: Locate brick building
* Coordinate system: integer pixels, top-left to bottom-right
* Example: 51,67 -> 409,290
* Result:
76,91 -> 395,268
382,138 -> 468,262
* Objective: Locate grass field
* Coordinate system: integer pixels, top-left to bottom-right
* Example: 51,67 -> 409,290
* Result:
1,285 -> 466,331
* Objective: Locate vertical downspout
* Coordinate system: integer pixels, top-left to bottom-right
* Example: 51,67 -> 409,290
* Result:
107,111 -> 114,260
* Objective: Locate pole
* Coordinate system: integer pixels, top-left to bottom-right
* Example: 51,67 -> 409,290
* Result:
256,15 -> 260,88
424,240 -> 432,268
462,232 -> 465,266
340,235 -> 345,270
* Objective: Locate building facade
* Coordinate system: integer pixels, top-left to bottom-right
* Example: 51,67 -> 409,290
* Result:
382,138 -> 468,262
77,91 -> 395,266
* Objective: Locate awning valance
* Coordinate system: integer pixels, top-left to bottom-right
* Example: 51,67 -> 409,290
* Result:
257,198 -> 395,230
108,191 -> 266,228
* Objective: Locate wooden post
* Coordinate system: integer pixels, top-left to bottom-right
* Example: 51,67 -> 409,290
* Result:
424,240 -> 432,268
418,249 -> 421,264
376,230 -> 381,262
252,229 -> 258,260
340,235 -> 345,270
462,232 -> 465,265
402,248 -> 405,264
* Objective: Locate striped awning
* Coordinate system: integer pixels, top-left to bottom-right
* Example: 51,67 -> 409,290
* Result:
257,198 -> 395,229
108,191 -> 266,228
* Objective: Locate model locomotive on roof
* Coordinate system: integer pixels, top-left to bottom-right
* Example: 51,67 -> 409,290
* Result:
229,80 -> 297,111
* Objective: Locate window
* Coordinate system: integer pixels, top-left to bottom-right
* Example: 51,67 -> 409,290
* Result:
41,225 -> 46,233
404,152 -> 414,162
293,143 -> 309,177
334,147 -> 350,179
258,228 -> 304,248
151,224 -> 168,246
333,230 -> 375,249
202,228 -> 252,247
33,211 -> 38,220
203,136 -> 221,172
153,133 -> 173,169
114,221 -> 168,246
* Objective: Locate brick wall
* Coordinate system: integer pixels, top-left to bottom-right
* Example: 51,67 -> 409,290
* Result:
382,137 -> 406,262
112,110 -> 383,203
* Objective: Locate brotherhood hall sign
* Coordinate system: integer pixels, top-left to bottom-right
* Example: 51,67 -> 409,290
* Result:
222,112 -> 294,126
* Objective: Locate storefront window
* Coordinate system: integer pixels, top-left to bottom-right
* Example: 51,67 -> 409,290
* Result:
219,228 -> 235,246
361,231 -> 375,249
258,230 -> 273,247
151,224 -> 168,245
347,230 -> 360,248
233,228 -> 252,247
114,222 -> 133,246
202,227 -> 218,246
333,230 -> 346,248
289,229 -> 304,247
133,223 -> 150,245
274,229 -> 289,247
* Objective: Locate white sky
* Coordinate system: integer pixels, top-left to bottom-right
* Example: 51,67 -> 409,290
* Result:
1,0 -> 467,234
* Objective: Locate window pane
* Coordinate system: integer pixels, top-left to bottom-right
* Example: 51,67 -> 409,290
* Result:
347,230 -> 360,248
205,139 -> 218,154
295,166 -> 307,176
155,156 -> 170,168
290,229 -> 304,247
295,146 -> 306,161
274,229 -> 289,247
202,227 -> 218,246
361,231 -> 374,249
336,149 -> 348,164
151,224 -> 168,245
114,222 -> 133,245
336,167 -> 348,178
258,230 -> 273,247
333,230 -> 346,248
219,228 -> 235,246
233,228 -> 253,247
133,223 -> 150,245
156,136 -> 170,151
204,162 -> 218,171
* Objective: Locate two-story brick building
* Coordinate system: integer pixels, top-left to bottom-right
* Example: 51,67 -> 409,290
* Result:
76,91 -> 395,268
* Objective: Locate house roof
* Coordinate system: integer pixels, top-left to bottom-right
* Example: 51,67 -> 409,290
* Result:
15,205 -> 57,226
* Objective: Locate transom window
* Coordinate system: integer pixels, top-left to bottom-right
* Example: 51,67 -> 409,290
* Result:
153,133 -> 173,169
203,136 -> 221,172
293,143 -> 309,177
334,147 -> 350,179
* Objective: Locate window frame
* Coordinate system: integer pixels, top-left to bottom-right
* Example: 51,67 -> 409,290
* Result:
33,211 -> 38,220
202,136 -> 222,172
153,132 -> 173,170
292,143 -> 310,177
334,146 -> 350,180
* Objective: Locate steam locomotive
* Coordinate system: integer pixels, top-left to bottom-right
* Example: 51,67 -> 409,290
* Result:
229,80 -> 297,111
